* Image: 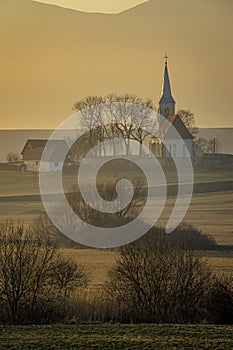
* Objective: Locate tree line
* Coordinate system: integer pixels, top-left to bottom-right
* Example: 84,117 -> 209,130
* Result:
0,219 -> 232,325
5,94 -> 220,163
70,95 -> 220,161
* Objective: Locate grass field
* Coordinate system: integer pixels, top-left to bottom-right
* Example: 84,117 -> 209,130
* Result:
60,248 -> 233,287
60,248 -> 117,286
0,324 -> 233,349
157,191 -> 233,246
0,167 -> 232,345
0,166 -> 232,197
0,201 -> 44,222
0,167 -> 232,287
0,191 -> 232,245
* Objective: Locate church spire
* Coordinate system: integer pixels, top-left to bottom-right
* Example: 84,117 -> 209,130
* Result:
159,55 -> 176,117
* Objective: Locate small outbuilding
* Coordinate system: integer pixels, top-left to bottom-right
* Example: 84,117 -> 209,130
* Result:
21,139 -> 69,172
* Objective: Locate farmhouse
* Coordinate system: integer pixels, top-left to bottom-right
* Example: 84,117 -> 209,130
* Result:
149,57 -> 203,158
21,139 -> 69,172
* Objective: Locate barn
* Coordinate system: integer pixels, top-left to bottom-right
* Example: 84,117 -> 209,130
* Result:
21,139 -> 69,172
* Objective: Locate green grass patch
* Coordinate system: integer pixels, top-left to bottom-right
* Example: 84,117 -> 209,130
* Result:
0,324 -> 232,350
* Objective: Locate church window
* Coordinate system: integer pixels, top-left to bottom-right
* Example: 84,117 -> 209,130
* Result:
173,144 -> 177,157
169,144 -> 172,156
183,145 -> 187,157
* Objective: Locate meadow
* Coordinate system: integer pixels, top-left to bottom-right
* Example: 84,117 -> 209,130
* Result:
59,248 -> 233,287
0,166 -> 232,286
0,166 -> 232,347
0,324 -> 233,349
0,165 -> 232,196
0,190 -> 232,245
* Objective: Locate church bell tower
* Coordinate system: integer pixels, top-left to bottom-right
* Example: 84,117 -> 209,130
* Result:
159,55 -> 176,117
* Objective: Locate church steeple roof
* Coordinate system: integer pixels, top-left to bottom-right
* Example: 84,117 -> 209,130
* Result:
159,56 -> 175,104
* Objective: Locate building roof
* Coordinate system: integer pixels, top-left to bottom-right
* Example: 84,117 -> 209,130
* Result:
21,139 -> 48,155
159,115 -> 194,139
159,62 -> 176,104
21,139 -> 69,161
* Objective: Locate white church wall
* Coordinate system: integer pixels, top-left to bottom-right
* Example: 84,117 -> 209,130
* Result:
164,139 -> 193,158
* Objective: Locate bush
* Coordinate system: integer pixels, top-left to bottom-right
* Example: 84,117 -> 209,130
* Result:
139,224 -> 217,251
0,220 -> 231,325
166,223 -> 217,250
0,220 -> 89,324
106,230 -> 214,323
6,152 -> 20,163
207,275 -> 233,324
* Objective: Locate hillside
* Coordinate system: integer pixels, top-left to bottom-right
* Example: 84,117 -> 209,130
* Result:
0,0 -> 232,129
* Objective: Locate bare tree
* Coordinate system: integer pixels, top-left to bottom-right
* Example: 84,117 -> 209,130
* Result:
196,137 -> 220,154
177,110 -> 199,137
72,94 -> 156,157
0,221 -> 55,323
177,110 -> 222,154
106,229 -> 213,323
6,152 -> 20,163
106,94 -> 155,155
65,181 -> 146,229
50,257 -> 90,297
73,96 -> 107,157
0,220 -> 90,323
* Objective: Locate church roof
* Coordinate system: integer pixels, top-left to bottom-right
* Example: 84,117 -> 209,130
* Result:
159,115 -> 194,139
159,62 -> 176,104
157,114 -> 194,140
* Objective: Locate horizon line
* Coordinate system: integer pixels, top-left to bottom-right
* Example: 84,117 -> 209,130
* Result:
0,127 -> 232,131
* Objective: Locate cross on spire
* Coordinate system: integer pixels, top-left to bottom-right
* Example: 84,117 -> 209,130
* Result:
159,54 -> 176,117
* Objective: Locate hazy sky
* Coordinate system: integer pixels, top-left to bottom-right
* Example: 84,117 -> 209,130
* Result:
1,0 -> 232,129
32,0 -> 148,13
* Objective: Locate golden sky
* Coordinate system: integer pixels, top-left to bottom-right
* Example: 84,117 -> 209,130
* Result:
32,0 -> 148,13
0,0 -> 232,129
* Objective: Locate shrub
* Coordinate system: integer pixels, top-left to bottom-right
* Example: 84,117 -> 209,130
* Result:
0,220 -> 89,324
207,275 -> 233,324
106,230 -> 213,323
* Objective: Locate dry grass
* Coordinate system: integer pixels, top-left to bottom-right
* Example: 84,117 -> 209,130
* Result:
0,191 -> 232,245
0,169 -> 79,197
0,201 -> 44,222
0,170 -> 40,196
0,166 -> 232,197
207,257 -> 233,274
157,191 -> 233,245
60,248 -> 117,287
0,167 -> 232,289
58,248 -> 233,287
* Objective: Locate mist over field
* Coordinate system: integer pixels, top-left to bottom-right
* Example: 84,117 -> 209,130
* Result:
0,128 -> 232,162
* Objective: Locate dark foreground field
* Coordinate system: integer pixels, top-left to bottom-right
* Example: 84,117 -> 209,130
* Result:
0,324 -> 233,350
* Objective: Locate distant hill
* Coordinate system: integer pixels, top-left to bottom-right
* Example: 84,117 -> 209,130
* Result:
0,128 -> 232,162
0,0 -> 232,129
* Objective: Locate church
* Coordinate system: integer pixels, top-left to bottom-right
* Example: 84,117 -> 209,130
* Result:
20,57 -> 202,173
149,57 -> 203,158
